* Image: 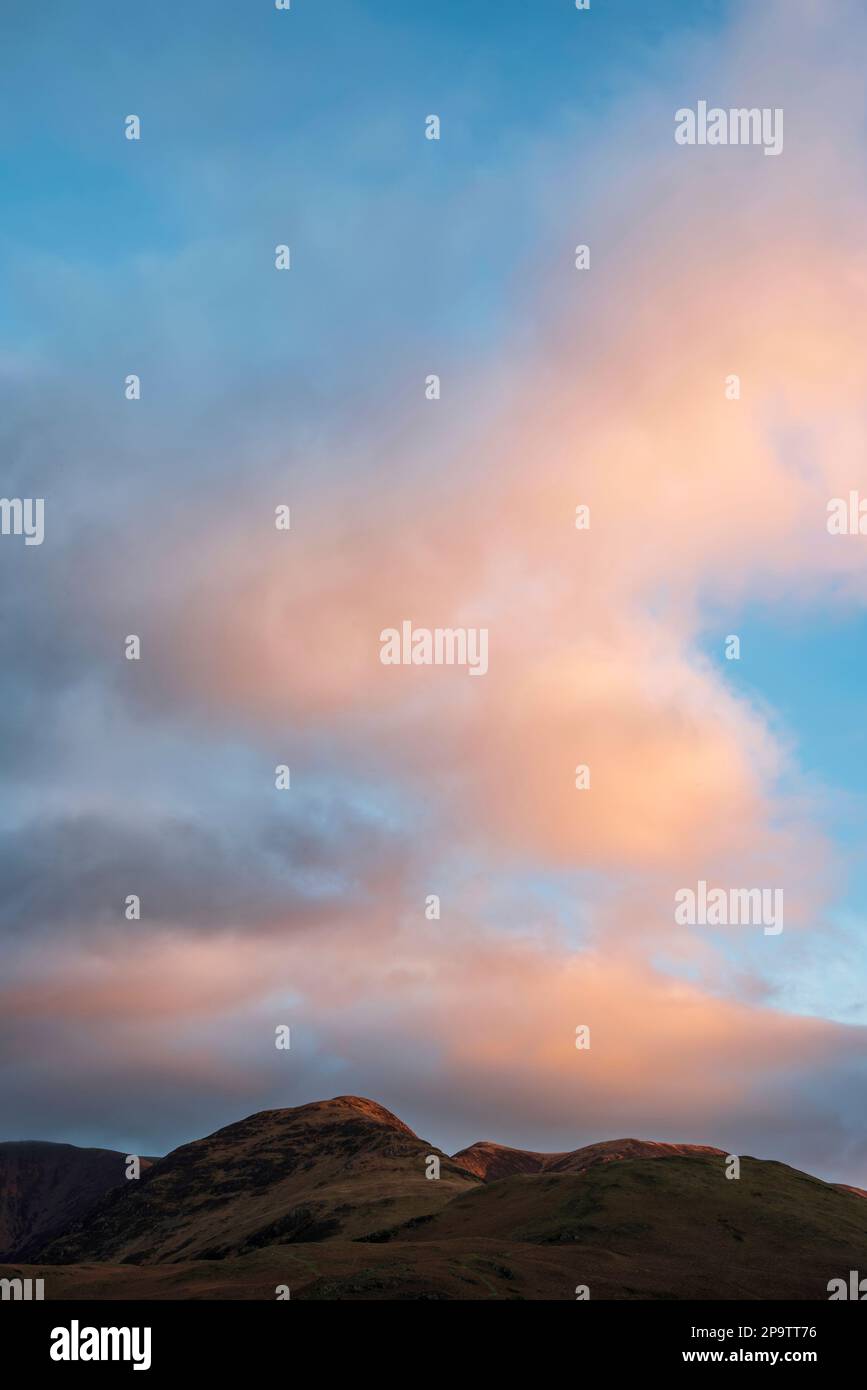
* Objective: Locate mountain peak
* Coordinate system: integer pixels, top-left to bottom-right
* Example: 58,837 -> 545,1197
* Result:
317,1096 -> 418,1135
34,1093 -> 469,1265
452,1135 -> 727,1181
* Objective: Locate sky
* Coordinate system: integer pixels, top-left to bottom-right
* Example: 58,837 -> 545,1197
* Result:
1,0 -> 866,1184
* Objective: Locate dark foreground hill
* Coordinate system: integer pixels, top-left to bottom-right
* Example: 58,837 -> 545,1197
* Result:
3,1096 -> 865,1299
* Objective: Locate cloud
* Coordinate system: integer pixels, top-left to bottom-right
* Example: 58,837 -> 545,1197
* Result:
0,0 -> 864,1179
3,915 -> 865,1182
0,796 -> 414,942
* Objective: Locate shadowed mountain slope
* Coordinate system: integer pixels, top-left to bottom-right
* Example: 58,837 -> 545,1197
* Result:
0,1142 -> 154,1261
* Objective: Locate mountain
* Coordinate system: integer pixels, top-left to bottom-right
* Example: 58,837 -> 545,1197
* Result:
0,1141 -> 154,1261
451,1141 -> 566,1180
451,1137 -> 725,1182
36,1096 -> 478,1265
4,1095 -> 865,1299
835,1183 -> 867,1200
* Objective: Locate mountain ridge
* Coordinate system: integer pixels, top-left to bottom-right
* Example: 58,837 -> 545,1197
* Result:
451,1136 -> 728,1181
3,1095 -> 864,1300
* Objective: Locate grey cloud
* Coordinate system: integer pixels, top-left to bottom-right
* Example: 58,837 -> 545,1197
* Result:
0,801 -> 409,940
